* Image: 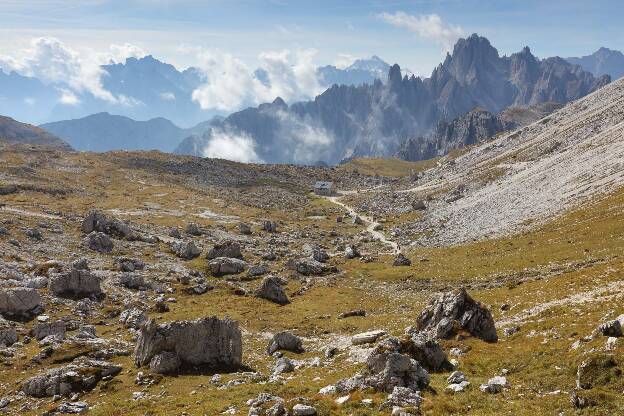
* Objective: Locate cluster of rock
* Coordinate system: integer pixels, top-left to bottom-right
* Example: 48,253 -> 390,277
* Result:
319,288 -> 499,413
21,359 -> 122,397
413,287 -> 498,342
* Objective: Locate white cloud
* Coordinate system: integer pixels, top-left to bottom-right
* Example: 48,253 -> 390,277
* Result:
106,43 -> 147,64
379,12 -> 464,52
191,48 -> 323,112
202,129 -> 263,163
273,110 -> 334,164
159,91 -> 176,101
59,89 -> 80,105
0,37 -> 146,105
333,53 -> 356,69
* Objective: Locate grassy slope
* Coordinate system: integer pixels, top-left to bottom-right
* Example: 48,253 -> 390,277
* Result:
338,157 -> 439,178
1,148 -> 623,415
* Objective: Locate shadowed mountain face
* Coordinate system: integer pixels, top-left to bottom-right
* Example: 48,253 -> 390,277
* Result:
396,102 -> 564,161
175,34 -> 610,165
567,47 -> 624,81
0,115 -> 72,150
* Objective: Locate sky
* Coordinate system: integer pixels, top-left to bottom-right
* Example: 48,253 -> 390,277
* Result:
1,0 -> 623,76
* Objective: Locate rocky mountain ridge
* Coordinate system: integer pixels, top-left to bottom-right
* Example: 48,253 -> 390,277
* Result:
176,34 -> 609,165
567,47 -> 624,81
397,102 -> 563,161
41,112 -> 219,152
0,116 -> 71,150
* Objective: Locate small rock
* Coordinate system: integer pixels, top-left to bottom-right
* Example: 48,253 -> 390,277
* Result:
267,331 -> 303,355
351,330 -> 386,346
479,376 -> 508,393
83,232 -> 113,253
392,253 -> 411,266
273,357 -> 294,374
292,404 -> 316,416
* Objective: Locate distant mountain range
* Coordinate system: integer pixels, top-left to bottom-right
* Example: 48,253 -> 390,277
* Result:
317,56 -> 391,87
41,112 -> 219,152
8,39 -> 622,161
175,34 -> 610,164
0,55 -> 390,127
566,47 -> 624,81
0,115 -> 71,150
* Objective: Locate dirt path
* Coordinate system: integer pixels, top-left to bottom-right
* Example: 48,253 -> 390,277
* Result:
0,206 -> 62,220
325,193 -> 400,255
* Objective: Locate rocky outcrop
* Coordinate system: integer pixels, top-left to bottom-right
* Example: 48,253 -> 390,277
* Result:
31,321 -> 66,341
292,258 -> 337,276
206,241 -> 243,260
82,210 -> 131,239
115,257 -> 146,272
363,337 -> 430,393
0,321 -> 18,347
49,260 -> 102,298
255,276 -> 289,305
83,232 -> 113,253
414,288 -> 497,342
567,47 -> 624,81
175,34 -> 608,165
21,359 -> 122,397
397,103 -> 564,161
170,241 -> 201,260
134,317 -> 243,373
208,257 -> 247,276
402,334 -> 451,372
0,287 -> 42,319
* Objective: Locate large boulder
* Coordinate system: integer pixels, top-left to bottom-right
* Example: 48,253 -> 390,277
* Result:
82,210 -> 131,238
0,287 -> 42,319
415,288 -> 497,342
170,241 -> 201,260
0,321 -> 18,347
208,257 -> 247,276
49,261 -> 101,298
83,232 -> 113,253
134,317 -> 242,374
255,276 -> 289,305
31,321 -> 66,341
21,359 -> 122,397
206,241 -> 243,260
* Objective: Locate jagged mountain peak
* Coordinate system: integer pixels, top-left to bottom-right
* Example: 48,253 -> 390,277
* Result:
567,47 -> 624,80
174,34 -> 608,165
